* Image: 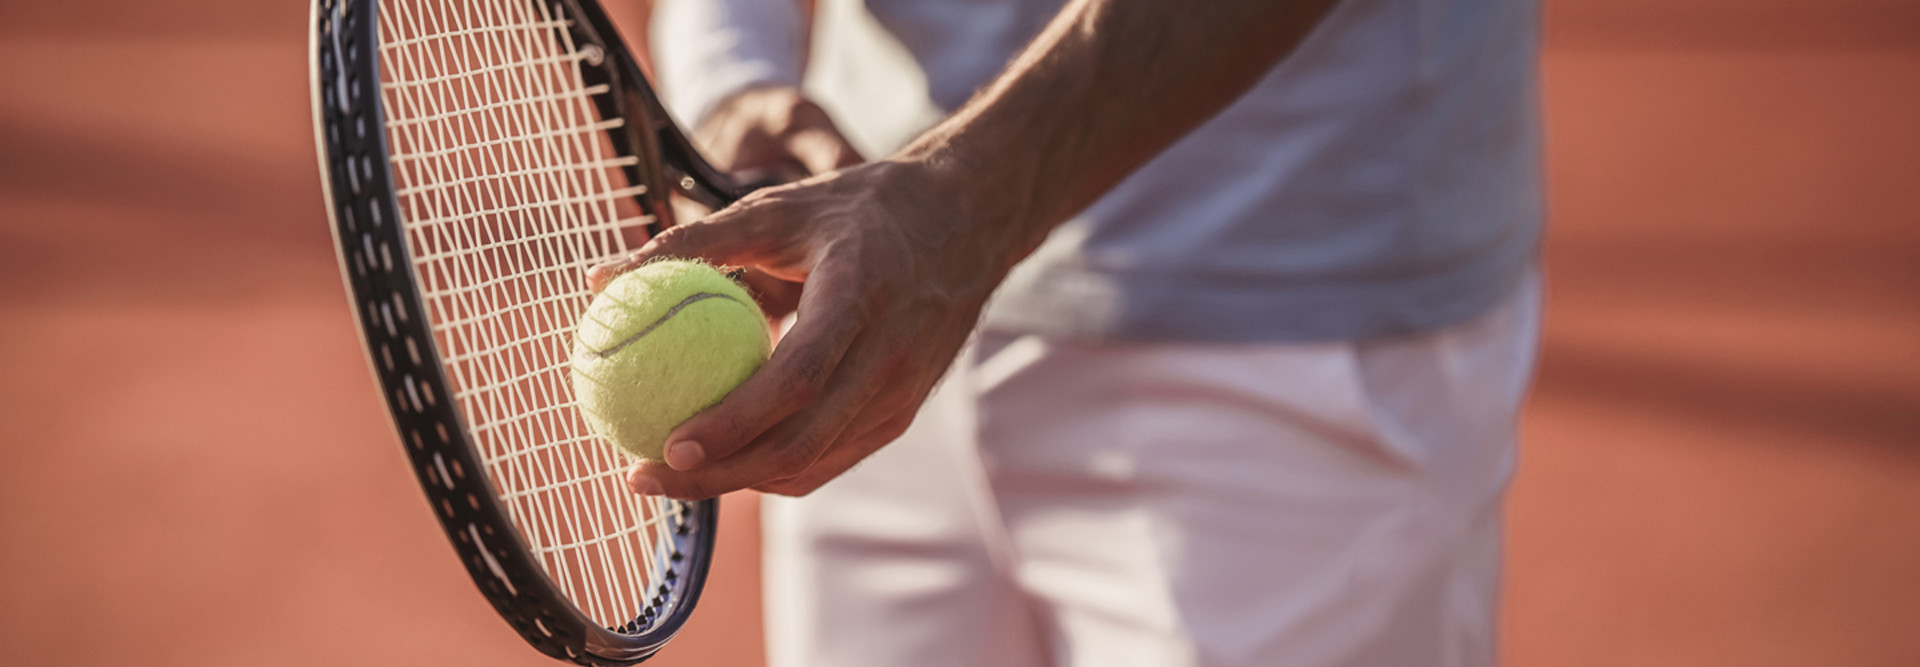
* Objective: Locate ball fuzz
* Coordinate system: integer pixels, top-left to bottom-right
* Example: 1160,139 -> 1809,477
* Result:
570,260 -> 769,462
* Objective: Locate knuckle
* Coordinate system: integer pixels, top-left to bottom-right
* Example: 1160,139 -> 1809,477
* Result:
860,411 -> 915,447
772,436 -> 822,476
780,360 -> 830,407
722,197 -> 799,246
780,383 -> 824,413
765,100 -> 798,136
769,94 -> 822,137
649,224 -> 703,251
716,412 -> 755,444
862,388 -> 911,419
788,99 -> 826,124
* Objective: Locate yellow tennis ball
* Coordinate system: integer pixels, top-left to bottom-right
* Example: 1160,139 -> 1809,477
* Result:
570,260 -> 770,462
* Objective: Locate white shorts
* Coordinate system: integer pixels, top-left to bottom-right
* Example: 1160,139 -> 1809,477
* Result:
763,275 -> 1541,667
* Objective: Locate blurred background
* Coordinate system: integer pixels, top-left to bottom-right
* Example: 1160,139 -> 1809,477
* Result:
1,0 -> 1916,665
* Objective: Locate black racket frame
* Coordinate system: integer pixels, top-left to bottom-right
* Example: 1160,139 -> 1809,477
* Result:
310,0 -> 751,663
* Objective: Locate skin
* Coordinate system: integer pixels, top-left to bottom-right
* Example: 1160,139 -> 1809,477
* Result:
596,0 -> 1341,499
669,85 -> 863,322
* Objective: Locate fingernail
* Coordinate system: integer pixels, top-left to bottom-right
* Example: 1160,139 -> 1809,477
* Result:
631,473 -> 664,496
666,440 -> 705,470
585,266 -> 618,292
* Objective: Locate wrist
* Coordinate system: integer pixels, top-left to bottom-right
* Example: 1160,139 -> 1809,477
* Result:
894,125 -> 1052,277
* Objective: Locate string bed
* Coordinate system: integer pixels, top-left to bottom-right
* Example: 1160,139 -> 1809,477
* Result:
375,0 -> 670,632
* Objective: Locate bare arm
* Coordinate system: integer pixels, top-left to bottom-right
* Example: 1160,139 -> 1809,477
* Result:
601,0 -> 1340,499
910,0 -> 1340,271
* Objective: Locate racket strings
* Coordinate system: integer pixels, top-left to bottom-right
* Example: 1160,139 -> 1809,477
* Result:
376,0 -> 674,631
387,114 -> 627,162
395,153 -> 636,198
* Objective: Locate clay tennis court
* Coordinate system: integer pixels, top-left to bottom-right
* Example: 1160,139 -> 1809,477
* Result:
2,1 -> 1916,665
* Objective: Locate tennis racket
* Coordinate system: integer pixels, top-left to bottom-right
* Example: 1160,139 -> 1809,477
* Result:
310,0 -> 761,663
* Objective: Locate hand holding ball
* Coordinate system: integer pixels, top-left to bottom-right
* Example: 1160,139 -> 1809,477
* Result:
571,260 -> 770,462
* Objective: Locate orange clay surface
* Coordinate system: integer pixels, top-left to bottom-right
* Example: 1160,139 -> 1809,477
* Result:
2,2 -> 1917,665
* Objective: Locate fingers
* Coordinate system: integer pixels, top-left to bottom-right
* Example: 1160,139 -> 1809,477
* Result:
766,91 -> 863,175
752,402 -> 918,497
784,125 -> 865,176
631,331 -> 931,500
745,331 -> 970,496
585,198 -> 793,293
694,86 -> 861,178
651,262 -> 866,472
627,340 -> 893,499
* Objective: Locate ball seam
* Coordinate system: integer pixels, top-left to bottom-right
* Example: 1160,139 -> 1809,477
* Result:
583,291 -> 750,359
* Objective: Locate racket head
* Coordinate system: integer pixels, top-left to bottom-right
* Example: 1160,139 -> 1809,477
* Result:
310,0 -> 732,663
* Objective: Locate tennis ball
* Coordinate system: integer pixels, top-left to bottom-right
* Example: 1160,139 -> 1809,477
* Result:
570,260 -> 769,462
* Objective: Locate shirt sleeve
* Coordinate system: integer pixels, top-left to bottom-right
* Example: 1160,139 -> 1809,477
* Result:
649,0 -> 809,129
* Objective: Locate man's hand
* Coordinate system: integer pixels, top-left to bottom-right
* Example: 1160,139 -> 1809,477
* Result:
695,85 -> 863,178
590,159 -> 1013,498
603,0 -> 1339,499
632,85 -> 866,321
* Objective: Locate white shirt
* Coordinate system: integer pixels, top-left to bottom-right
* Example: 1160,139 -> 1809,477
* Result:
653,0 -> 1544,342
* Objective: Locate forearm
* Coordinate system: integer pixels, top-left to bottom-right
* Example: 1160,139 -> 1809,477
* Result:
899,0 -> 1339,272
